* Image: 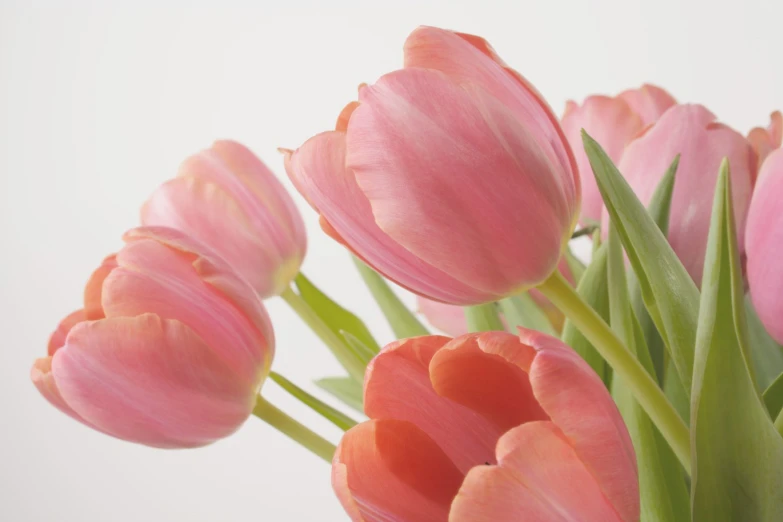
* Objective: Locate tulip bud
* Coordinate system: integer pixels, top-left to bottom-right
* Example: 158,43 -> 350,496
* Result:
31,227 -> 274,448
285,26 -> 579,306
142,140 -> 306,298
561,84 -> 676,224
613,104 -> 756,284
746,148 -> 783,345
333,330 -> 638,521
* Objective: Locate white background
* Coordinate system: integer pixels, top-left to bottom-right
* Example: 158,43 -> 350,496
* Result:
1,0 -> 782,520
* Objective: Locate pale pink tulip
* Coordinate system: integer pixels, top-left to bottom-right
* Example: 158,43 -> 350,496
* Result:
746,148 -> 783,344
748,111 -> 782,166
333,331 -> 639,521
285,26 -> 580,306
31,227 -> 274,448
142,140 -> 306,298
561,84 -> 676,224
613,104 -> 756,284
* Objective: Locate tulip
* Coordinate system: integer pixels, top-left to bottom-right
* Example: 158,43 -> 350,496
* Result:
748,111 -> 782,166
561,84 -> 676,224
613,104 -> 756,284
142,140 -> 306,298
285,26 -> 580,306
333,330 -> 639,521
746,148 -> 783,345
31,227 -> 274,448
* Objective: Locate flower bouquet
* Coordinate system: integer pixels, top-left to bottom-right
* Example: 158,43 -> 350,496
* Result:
31,26 -> 783,521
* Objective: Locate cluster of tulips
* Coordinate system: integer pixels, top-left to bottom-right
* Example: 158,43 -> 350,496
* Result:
32,26 -> 783,521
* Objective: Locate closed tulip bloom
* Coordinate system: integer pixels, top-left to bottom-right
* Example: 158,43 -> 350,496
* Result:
746,148 -> 783,344
142,140 -> 306,298
333,330 -> 639,521
614,104 -> 756,284
561,84 -> 676,224
31,227 -> 274,448
285,26 -> 579,306
748,111 -> 782,166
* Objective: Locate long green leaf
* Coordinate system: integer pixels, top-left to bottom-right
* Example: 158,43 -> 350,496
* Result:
465,302 -> 504,332
746,296 -> 783,390
561,242 -> 610,386
315,377 -> 364,413
690,161 -> 783,521
763,371 -> 783,420
584,132 -> 699,397
607,225 -> 690,522
270,372 -> 358,431
499,293 -> 556,336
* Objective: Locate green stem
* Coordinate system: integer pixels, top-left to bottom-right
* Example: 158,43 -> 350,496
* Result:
252,396 -> 336,463
775,409 -> 783,438
280,286 -> 365,383
270,372 -> 358,432
465,302 -> 504,332
571,225 -> 598,239
352,257 -> 429,338
537,270 -> 692,474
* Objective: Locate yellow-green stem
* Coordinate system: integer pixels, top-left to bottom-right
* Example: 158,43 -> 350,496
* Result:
538,270 -> 691,474
252,396 -> 336,463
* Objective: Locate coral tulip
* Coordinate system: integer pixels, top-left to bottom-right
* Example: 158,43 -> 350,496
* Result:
748,111 -> 782,166
142,140 -> 306,298
31,227 -> 274,448
561,84 -> 676,224
285,26 -> 580,306
613,104 -> 756,284
333,330 -> 639,521
746,148 -> 783,345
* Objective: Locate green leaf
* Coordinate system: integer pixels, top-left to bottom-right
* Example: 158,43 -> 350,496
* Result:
295,273 -> 380,354
270,372 -> 359,431
352,257 -> 429,338
561,242 -> 610,386
499,293 -> 556,336
465,302 -> 504,332
584,133 -> 698,399
763,371 -> 783,420
691,161 -> 783,521
607,224 -> 690,522
340,330 -> 377,367
746,296 -> 783,390
315,377 -> 364,413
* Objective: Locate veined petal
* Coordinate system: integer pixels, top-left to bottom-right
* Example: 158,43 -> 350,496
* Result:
47,309 -> 87,356
617,84 -> 677,126
748,111 -> 783,166
416,297 -> 468,337
83,255 -> 118,320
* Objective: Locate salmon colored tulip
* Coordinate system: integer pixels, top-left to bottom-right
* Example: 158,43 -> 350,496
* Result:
142,140 -> 306,298
31,227 -> 274,448
561,84 -> 676,224
746,148 -> 783,344
332,330 -> 639,521
284,26 -> 580,306
612,104 -> 756,284
748,111 -> 782,166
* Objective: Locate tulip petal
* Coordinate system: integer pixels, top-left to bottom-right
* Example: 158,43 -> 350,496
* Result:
364,336 -> 502,473
416,297 -> 468,337
748,111 -> 783,166
617,84 -> 677,127
47,309 -> 87,356
349,68 -> 575,296
333,419 -> 463,522
287,130 -> 493,304
103,234 -> 270,384
51,314 -> 255,448
429,332 -> 548,433
83,255 -> 117,320
449,421 -> 628,522
560,96 -> 643,223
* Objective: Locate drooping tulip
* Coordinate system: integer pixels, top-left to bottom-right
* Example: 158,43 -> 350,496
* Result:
746,148 -> 783,345
142,140 -> 306,298
284,26 -> 580,306
333,330 -> 639,521
31,227 -> 274,448
613,104 -> 756,284
748,111 -> 782,166
561,84 -> 676,224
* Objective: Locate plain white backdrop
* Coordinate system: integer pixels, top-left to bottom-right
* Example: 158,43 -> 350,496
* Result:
1,0 -> 782,520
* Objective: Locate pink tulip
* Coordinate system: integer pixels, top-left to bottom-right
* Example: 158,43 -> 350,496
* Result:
561,84 -> 676,224
332,330 -> 639,521
284,26 -> 580,306
142,140 -> 306,298
746,148 -> 783,344
748,111 -> 782,166
31,227 -> 274,448
613,104 -> 756,284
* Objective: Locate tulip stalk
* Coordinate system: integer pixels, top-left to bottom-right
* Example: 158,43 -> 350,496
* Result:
537,270 -> 691,473
252,396 -> 336,463
465,303 -> 505,332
